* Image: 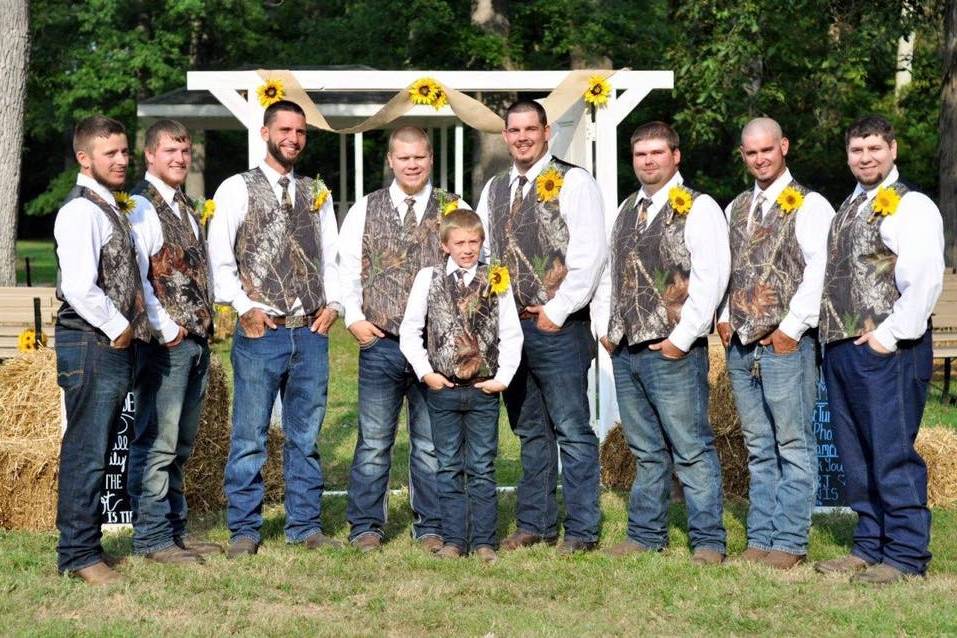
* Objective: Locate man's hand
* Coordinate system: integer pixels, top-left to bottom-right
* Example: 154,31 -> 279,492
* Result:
165,325 -> 187,348
110,325 -> 133,349
310,307 -> 338,335
599,336 -> 615,354
716,322 -> 732,348
474,379 -> 507,394
759,328 -> 798,354
526,305 -> 561,333
240,308 -> 277,338
423,372 -> 454,390
348,319 -> 385,346
648,338 -> 686,360
854,331 -> 891,354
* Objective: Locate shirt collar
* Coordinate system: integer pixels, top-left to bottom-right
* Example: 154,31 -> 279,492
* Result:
510,151 -> 553,187
854,165 -> 899,200
76,173 -> 117,207
445,256 -> 478,278
753,168 -> 793,209
145,172 -> 179,207
389,179 -> 432,208
640,170 -> 683,212
258,161 -> 294,186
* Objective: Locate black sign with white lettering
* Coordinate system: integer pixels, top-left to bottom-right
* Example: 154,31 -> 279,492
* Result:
813,377 -> 847,507
100,391 -> 133,525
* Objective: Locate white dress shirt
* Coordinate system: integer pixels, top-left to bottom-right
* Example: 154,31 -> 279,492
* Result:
399,257 -> 524,387
855,166 -> 944,351
717,168 -> 836,340
338,180 -> 472,328
129,172 -> 205,343
592,171 -> 730,352
475,152 -> 607,327
207,161 -> 340,317
54,173 -> 132,340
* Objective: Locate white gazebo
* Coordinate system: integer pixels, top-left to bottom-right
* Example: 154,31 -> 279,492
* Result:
185,68 -> 675,437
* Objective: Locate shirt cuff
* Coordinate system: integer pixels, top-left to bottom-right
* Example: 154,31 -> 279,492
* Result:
100,314 -> 130,342
493,369 -> 517,388
412,360 -> 434,382
542,298 -> 570,327
872,323 -> 899,352
159,319 -> 181,344
668,323 -> 698,353
231,294 -> 255,318
344,304 -> 366,329
777,314 -> 807,342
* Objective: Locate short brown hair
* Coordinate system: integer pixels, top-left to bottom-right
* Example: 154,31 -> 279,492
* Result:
505,100 -> 548,128
263,100 -> 306,127
73,115 -> 126,154
144,119 -> 191,151
388,126 -> 432,154
630,121 -> 679,151
845,115 -> 895,147
440,209 -> 485,243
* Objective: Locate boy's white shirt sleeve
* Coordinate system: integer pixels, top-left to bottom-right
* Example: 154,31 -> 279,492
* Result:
398,266 -> 436,380
493,285 -> 523,387
129,195 -> 181,343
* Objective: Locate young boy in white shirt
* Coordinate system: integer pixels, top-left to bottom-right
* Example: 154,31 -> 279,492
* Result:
400,209 -> 523,563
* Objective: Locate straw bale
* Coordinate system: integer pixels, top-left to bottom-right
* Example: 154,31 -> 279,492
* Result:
212,305 -> 237,343
916,427 -> 957,508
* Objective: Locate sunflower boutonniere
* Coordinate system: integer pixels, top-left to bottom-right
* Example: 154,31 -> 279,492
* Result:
667,185 -> 693,217
869,186 -> 901,222
536,166 -> 564,202
776,186 -> 804,215
311,175 -> 332,212
197,199 -> 216,225
436,190 -> 461,216
114,191 -> 134,215
484,263 -> 511,298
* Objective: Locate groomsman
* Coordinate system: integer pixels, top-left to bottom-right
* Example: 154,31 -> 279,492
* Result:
594,121 -> 729,564
716,118 -> 834,569
53,115 -> 150,584
128,119 -> 220,563
208,100 -> 342,557
816,115 -> 943,584
339,126 -> 467,552
477,100 -> 606,553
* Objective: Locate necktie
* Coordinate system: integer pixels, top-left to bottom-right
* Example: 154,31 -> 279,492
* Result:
635,197 -> 651,234
748,192 -> 767,232
278,176 -> 292,210
403,197 -> 416,233
454,268 -> 468,289
511,175 -> 528,219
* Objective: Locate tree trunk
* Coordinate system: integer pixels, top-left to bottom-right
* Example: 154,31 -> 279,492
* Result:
470,0 -> 513,201
0,1 -> 30,285
942,0 -> 957,267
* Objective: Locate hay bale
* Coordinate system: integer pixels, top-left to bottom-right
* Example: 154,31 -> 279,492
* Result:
212,305 -> 237,343
599,343 -> 750,499
916,427 -> 957,508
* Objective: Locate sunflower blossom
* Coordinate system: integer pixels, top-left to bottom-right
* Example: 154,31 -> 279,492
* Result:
257,79 -> 286,108
409,78 -> 441,106
311,174 -> 331,212
583,75 -> 612,108
872,186 -> 901,218
114,191 -> 134,214
668,186 -> 693,215
536,167 -> 564,202
199,199 -> 216,225
488,264 -> 510,296
776,186 -> 804,214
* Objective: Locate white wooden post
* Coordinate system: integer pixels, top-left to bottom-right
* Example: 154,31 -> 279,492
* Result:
354,131 -> 364,201
339,134 -> 348,218
439,126 -> 448,190
454,123 -> 464,196
246,83 -> 266,168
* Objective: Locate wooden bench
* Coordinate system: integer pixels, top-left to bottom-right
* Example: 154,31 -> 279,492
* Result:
0,286 -> 58,359
933,272 -> 957,403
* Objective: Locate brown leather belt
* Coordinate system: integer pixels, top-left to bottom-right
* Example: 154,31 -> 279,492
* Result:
270,313 -> 316,329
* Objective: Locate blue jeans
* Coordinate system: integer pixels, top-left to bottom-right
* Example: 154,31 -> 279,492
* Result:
129,337 -> 210,554
726,335 -> 818,555
823,332 -> 932,575
503,318 -> 600,542
425,385 -> 501,551
611,340 -> 726,553
54,327 -> 133,573
225,325 -> 329,544
346,337 -> 441,541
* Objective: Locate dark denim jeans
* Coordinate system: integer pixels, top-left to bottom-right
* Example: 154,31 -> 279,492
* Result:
346,336 -> 441,541
726,335 -> 818,555
225,325 -> 329,544
611,340 -> 726,553
425,385 -> 501,551
503,318 -> 600,543
129,337 -> 210,554
54,326 -> 133,573
823,332 -> 933,575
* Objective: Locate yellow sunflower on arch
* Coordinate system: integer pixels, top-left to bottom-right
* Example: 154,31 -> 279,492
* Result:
583,75 -> 612,108
409,78 -> 441,106
536,167 -> 564,202
257,79 -> 285,108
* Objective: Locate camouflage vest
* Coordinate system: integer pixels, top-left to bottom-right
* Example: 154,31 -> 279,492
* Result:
360,187 -> 455,335
55,186 -> 150,340
235,168 -> 326,315
607,188 -> 697,345
131,180 -> 213,339
820,181 -> 912,344
726,181 -> 809,344
487,157 -> 577,308
426,264 -> 500,381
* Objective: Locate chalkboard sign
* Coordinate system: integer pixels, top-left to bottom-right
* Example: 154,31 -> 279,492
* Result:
100,391 -> 133,525
813,377 -> 847,507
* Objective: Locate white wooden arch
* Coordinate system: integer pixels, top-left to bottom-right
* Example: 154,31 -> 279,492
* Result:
187,69 -> 674,438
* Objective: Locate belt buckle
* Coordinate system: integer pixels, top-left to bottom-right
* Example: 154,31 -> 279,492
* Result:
284,315 -> 309,329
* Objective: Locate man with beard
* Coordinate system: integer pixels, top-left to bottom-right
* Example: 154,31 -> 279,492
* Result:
339,126 -> 468,552
593,121 -> 729,564
208,100 -> 342,557
128,119 -> 220,564
815,115 -> 943,584
716,117 -> 834,569
476,101 -> 606,553
53,115 -> 150,584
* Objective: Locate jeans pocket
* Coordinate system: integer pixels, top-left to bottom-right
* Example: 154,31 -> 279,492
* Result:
359,336 -> 379,350
55,342 -> 87,391
863,342 -> 894,358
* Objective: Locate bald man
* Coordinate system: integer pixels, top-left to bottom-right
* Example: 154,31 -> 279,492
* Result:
717,117 -> 834,569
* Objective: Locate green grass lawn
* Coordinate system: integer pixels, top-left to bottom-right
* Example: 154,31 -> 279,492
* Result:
15,240 -> 57,285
